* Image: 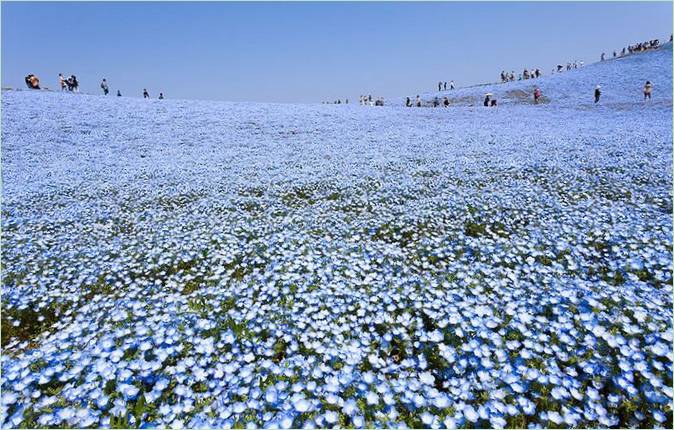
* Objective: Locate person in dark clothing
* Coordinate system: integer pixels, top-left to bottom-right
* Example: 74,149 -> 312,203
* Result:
117,90 -> 122,97
484,94 -> 491,107
534,87 -> 542,104
600,52 -> 605,61
490,99 -> 497,107
443,97 -> 449,107
438,81 -> 442,91
101,78 -> 109,95
443,82 -> 447,90
143,89 -> 150,99
594,85 -> 601,103
25,75 -> 33,89
415,95 -> 421,107
643,81 -> 652,100
70,75 -> 79,92
159,93 -> 164,100
406,97 -> 412,107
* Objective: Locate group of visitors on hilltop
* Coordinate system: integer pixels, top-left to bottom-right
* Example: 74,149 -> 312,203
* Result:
601,37 -> 664,61
501,69 -> 542,82
436,81 -> 455,91
554,61 -> 584,73
359,95 -> 385,106
405,95 -> 451,108
323,99 -> 349,104
23,73 -> 164,99
57,74 -> 80,92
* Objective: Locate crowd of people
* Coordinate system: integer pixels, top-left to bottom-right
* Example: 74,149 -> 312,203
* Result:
405,95 -> 451,108
323,99 -> 349,104
22,73 -> 164,99
436,81 -> 455,91
601,37 -> 665,61
500,69 -> 543,82
553,61 -> 583,73
359,95 -> 385,106
57,74 -> 80,92
19,34 -> 668,108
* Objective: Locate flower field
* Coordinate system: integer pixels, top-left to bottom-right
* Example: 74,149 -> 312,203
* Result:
1,46 -> 672,429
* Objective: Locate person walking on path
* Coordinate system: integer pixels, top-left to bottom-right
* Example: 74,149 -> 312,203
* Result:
594,85 -> 601,103
643,81 -> 653,100
101,78 -> 109,95
143,89 -> 150,99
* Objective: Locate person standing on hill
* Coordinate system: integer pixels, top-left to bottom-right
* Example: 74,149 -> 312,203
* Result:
415,95 -> 421,107
643,81 -> 653,100
117,90 -> 122,97
534,87 -> 542,104
601,52 -> 605,61
450,80 -> 455,90
405,97 -> 412,107
69,75 -> 79,92
143,89 -> 150,99
438,81 -> 442,91
58,73 -> 66,91
101,78 -> 109,95
594,85 -> 601,103
159,93 -> 164,100
443,97 -> 449,107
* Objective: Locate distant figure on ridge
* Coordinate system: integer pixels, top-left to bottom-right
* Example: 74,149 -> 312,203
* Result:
438,81 -> 442,91
601,52 -> 605,61
159,93 -> 164,100
30,74 -> 40,89
450,80 -> 455,90
58,73 -> 66,91
117,90 -> 122,97
415,95 -> 421,107
594,85 -> 601,103
101,78 -> 109,95
66,75 -> 78,92
443,82 -> 447,90
443,97 -> 449,107
643,81 -> 653,100
143,89 -> 150,99
406,97 -> 412,107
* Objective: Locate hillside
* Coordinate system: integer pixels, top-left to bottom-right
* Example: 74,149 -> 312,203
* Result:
409,43 -> 672,107
1,43 -> 672,429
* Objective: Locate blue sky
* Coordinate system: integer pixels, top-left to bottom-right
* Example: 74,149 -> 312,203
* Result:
2,2 -> 671,103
